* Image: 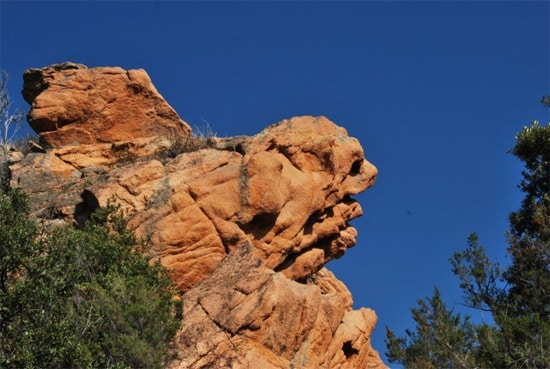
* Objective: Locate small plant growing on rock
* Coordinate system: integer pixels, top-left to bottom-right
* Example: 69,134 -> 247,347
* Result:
160,120 -> 218,160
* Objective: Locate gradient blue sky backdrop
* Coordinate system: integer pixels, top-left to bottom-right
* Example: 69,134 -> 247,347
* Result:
1,1 -> 549,366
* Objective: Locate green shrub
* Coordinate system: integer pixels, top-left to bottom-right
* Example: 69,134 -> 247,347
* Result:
0,190 -> 182,369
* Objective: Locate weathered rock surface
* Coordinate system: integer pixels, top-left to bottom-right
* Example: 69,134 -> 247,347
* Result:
11,63 -> 386,369
22,62 -> 191,148
170,243 -> 384,369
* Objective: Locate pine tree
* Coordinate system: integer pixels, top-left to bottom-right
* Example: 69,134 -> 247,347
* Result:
385,287 -> 479,369
386,97 -> 550,368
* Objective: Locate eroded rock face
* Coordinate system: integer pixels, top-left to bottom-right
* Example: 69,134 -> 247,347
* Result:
169,243 -> 385,369
22,62 -> 191,148
11,63 -> 386,369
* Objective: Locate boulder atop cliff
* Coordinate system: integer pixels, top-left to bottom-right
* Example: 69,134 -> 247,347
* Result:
22,62 -> 191,148
11,63 -> 386,369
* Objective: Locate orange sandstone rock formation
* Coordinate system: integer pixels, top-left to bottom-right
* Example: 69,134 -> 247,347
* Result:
10,63 -> 386,369
22,62 -> 191,148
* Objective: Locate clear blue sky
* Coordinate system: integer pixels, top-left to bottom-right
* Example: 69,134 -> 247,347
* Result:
1,1 -> 549,366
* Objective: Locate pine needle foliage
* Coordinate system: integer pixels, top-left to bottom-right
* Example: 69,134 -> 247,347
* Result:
386,96 -> 550,369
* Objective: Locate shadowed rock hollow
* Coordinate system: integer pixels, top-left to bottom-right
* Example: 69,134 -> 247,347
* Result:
10,63 -> 387,369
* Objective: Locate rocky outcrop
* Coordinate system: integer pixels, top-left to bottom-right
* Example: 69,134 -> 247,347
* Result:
171,243 -> 384,369
22,62 -> 191,148
10,63 -> 386,369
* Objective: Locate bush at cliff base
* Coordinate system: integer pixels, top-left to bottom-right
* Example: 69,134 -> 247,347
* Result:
0,189 -> 182,369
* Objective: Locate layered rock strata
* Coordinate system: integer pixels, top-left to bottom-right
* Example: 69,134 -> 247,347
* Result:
10,63 -> 386,369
